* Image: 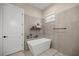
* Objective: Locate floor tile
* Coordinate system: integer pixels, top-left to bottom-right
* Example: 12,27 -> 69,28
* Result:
9,48 -> 65,56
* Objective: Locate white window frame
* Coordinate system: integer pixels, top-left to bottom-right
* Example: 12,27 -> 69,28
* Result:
45,14 -> 55,23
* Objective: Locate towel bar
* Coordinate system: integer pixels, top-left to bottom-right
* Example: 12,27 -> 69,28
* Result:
53,28 -> 67,30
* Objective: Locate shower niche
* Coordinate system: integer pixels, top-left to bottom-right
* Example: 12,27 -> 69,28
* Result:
29,20 -> 42,39
30,23 -> 42,38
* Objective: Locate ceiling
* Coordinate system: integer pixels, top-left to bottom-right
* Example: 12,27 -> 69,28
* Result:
27,3 -> 53,10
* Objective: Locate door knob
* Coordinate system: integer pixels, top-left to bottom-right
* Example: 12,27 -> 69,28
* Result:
3,36 -> 8,38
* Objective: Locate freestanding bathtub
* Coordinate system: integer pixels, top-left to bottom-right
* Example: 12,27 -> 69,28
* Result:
27,38 -> 51,56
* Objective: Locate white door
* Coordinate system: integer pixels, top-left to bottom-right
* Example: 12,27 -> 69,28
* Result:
0,4 -> 3,56
3,4 -> 24,55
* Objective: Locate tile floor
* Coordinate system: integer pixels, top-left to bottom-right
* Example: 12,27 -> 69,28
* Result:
9,48 -> 65,56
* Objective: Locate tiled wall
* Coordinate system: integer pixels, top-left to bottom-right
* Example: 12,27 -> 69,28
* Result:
24,14 -> 43,50
43,5 -> 79,55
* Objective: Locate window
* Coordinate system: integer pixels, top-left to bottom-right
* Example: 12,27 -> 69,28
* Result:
45,14 -> 55,23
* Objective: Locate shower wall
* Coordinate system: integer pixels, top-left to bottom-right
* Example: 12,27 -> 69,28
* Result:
54,6 -> 79,55
43,4 -> 79,55
24,15 -> 43,50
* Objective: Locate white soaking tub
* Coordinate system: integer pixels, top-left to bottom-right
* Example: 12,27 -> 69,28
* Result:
27,38 -> 51,56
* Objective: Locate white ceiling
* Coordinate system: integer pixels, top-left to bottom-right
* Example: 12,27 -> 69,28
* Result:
27,3 -> 53,10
